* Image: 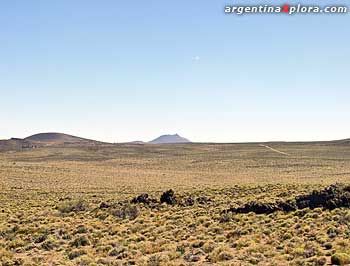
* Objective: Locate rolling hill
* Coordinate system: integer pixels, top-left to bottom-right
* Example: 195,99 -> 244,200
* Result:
24,132 -> 102,145
326,138 -> 350,145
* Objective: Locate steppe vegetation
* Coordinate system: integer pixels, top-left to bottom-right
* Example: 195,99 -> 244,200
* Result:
1,143 -> 350,265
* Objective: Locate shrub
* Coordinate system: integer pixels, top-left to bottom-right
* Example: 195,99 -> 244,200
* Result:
74,225 -> 88,234
331,253 -> 350,265
7,239 -> 25,249
70,236 -> 90,247
57,199 -> 88,213
108,247 -> 126,258
202,241 -> 215,253
111,204 -> 140,220
315,257 -> 327,266
41,239 -> 56,251
34,233 -> 48,243
176,244 -> 186,255
75,255 -> 94,266
208,246 -> 234,262
147,254 -> 169,266
68,249 -> 87,260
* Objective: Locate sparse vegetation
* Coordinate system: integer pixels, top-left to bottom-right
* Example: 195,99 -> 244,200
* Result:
1,143 -> 350,265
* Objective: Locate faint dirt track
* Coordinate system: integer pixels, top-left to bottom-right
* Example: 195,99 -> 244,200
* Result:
259,144 -> 290,156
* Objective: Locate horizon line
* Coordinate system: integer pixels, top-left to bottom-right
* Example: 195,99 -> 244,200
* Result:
1,131 -> 349,145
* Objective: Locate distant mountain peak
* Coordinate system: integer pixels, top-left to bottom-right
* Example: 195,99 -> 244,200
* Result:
149,134 -> 191,144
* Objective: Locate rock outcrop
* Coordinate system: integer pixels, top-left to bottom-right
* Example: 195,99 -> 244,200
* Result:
226,184 -> 350,215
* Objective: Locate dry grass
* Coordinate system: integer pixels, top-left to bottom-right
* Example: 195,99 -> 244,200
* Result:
1,143 -> 350,265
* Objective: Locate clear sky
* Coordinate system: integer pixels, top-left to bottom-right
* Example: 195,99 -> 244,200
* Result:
1,0 -> 349,143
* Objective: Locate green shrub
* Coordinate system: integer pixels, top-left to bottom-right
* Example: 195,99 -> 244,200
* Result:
331,253 -> 350,265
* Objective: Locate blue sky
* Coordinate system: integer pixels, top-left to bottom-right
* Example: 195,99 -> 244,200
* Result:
1,0 -> 349,142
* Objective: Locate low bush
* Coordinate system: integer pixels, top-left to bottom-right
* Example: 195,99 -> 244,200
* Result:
111,204 -> 140,220
57,199 -> 88,213
331,253 -> 350,265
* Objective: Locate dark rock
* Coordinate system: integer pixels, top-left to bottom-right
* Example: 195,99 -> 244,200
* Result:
294,184 -> 350,210
130,193 -> 158,206
323,242 -> 333,250
160,189 -> 177,205
226,183 -> 350,215
99,202 -> 110,209
178,196 -> 212,207
230,202 -> 281,214
277,201 -> 297,212
131,193 -> 150,204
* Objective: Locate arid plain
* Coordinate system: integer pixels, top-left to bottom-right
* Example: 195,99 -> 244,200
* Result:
1,142 -> 350,265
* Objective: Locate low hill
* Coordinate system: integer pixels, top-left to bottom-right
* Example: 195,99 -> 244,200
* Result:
149,134 -> 191,144
326,138 -> 350,145
24,133 -> 100,145
127,141 -> 146,145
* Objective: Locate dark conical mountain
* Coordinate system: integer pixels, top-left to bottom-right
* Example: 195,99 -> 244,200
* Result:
149,134 -> 191,144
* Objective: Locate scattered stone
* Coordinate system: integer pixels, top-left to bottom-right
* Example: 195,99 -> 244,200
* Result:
323,242 -> 332,250
230,202 -> 281,214
160,189 -> 177,205
130,193 -> 158,205
128,190 -> 212,207
99,202 -> 110,209
131,193 -> 150,204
